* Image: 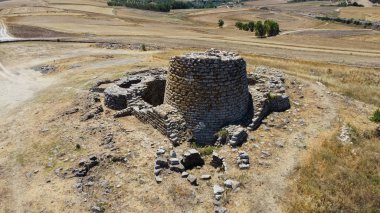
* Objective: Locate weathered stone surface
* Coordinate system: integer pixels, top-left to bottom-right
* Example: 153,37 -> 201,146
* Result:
155,157 -> 168,168
236,151 -> 250,170
247,66 -> 291,131
210,152 -> 224,168
214,206 -> 227,213
224,179 -> 240,190
73,156 -> 99,177
201,174 -> 211,180
113,107 -> 133,118
164,49 -> 253,144
155,175 -> 163,183
213,185 -> 225,195
225,125 -> 248,147
187,175 -> 197,185
181,171 -> 189,178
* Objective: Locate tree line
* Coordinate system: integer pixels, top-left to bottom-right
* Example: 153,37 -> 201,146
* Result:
230,20 -> 280,37
107,0 -> 217,12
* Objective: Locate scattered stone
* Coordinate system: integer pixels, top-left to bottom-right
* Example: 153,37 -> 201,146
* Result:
72,156 -> 99,177
261,151 -> 271,158
91,205 -> 105,213
338,124 -> 353,145
81,105 -> 103,121
274,141 -> 284,148
113,107 -> 133,118
155,157 -> 168,168
210,152 -> 224,169
201,174 -> 211,180
225,126 -> 248,147
181,149 -> 205,169
156,147 -> 166,156
213,185 -> 224,195
187,175 -> 197,185
224,179 -> 240,190
214,206 -> 227,213
155,175 -> 163,184
33,64 -> 56,74
236,151 -> 250,170
170,150 -> 177,158
181,171 -> 189,178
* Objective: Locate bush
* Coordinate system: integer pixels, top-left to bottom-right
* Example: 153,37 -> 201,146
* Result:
235,21 -> 244,30
370,109 -> 380,123
264,20 -> 280,37
199,146 -> 215,156
242,23 -> 250,31
247,21 -> 255,32
171,1 -> 193,9
255,21 -> 265,37
215,128 -> 229,138
218,19 -> 224,28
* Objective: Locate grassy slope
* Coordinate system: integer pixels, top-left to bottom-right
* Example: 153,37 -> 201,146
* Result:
286,124 -> 380,211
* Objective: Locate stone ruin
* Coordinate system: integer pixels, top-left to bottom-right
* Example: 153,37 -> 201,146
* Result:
97,49 -> 290,146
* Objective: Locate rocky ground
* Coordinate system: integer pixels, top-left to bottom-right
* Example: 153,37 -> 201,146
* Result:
2,55 -> 375,212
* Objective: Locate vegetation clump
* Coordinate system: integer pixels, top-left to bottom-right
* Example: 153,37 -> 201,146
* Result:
235,20 -> 280,38
218,19 -> 224,28
316,16 -> 378,29
107,0 -> 217,12
370,109 -> 380,123
255,21 -> 265,37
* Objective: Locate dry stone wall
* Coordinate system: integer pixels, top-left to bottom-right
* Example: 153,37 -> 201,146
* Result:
164,49 -> 253,144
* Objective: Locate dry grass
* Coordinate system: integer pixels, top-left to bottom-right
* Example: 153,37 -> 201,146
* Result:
340,7 -> 380,22
286,124 -> 380,212
242,54 -> 380,106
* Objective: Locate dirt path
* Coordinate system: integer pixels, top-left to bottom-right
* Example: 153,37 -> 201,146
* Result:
0,19 -> 13,41
251,79 -> 338,212
0,60 -> 53,116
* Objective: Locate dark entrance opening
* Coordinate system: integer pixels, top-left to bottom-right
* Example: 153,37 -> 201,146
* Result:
118,79 -> 142,88
142,80 -> 166,106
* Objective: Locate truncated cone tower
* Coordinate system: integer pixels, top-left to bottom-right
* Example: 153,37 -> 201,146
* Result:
164,49 -> 253,144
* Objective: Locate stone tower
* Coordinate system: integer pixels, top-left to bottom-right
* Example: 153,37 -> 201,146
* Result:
164,49 -> 253,144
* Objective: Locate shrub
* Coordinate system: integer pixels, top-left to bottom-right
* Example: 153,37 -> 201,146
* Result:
247,21 -> 255,32
242,23 -> 250,31
171,1 -> 193,9
215,128 -> 229,138
141,44 -> 147,51
235,21 -> 244,30
199,146 -> 215,156
218,19 -> 224,28
370,109 -> 380,123
264,20 -> 280,37
255,21 -> 265,37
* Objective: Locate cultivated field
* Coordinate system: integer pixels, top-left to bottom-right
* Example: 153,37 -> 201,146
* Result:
0,0 -> 379,212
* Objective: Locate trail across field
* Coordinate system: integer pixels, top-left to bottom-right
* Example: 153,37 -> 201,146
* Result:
0,20 -> 13,41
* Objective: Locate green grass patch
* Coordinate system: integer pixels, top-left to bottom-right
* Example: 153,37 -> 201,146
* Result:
370,109 -> 380,123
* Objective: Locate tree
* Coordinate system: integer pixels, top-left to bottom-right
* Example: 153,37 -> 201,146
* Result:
242,23 -> 250,31
264,20 -> 280,37
247,21 -> 255,32
218,19 -> 224,28
255,21 -> 265,37
235,21 -> 243,30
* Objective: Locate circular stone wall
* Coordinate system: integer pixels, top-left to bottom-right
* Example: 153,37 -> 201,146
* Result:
164,49 -> 253,144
